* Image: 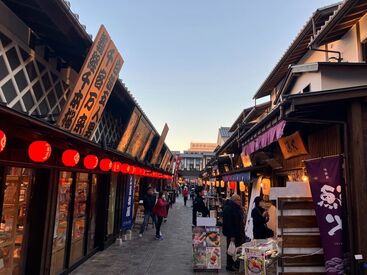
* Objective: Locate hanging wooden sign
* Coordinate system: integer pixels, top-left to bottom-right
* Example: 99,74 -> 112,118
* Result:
57,25 -> 123,139
278,131 -> 308,159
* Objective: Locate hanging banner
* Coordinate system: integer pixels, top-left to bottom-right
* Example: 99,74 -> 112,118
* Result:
305,156 -> 344,275
278,131 -> 308,160
121,175 -> 135,230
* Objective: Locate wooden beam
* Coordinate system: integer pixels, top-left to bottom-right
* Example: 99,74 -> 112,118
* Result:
346,101 -> 367,257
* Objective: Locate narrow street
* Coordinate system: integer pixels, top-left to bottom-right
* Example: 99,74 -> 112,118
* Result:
72,197 -> 230,275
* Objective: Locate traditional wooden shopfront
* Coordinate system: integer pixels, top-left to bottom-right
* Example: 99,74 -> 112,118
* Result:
0,106 -> 170,274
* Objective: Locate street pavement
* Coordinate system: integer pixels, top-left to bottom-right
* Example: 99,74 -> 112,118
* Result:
72,196 -> 236,275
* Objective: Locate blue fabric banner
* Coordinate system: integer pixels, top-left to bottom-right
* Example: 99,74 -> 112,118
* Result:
121,175 -> 135,230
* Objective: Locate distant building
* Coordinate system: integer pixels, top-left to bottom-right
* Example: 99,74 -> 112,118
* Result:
188,142 -> 217,152
173,143 -> 216,183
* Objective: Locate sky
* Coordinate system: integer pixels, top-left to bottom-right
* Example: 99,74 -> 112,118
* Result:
70,0 -> 337,151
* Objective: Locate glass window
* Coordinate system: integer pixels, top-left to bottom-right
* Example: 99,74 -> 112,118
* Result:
0,167 -> 32,275
69,173 -> 88,265
87,175 -> 97,253
107,174 -> 117,236
50,172 -> 72,275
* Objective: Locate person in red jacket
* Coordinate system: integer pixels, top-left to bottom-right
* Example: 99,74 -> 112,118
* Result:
182,187 -> 189,206
153,191 -> 168,240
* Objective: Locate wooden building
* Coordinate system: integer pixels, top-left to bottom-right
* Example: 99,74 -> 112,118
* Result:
0,0 -> 172,274
209,1 -> 367,273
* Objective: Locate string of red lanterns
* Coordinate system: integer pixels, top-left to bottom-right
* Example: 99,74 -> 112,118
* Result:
15,137 -> 173,178
0,130 -> 6,153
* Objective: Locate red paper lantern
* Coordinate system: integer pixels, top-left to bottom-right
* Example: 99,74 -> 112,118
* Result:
100,158 -> 112,171
112,161 -> 121,173
121,163 -> 130,173
229,181 -> 236,189
28,141 -> 52,162
84,155 -> 98,169
62,149 -> 80,167
0,130 -> 6,153
129,166 -> 136,174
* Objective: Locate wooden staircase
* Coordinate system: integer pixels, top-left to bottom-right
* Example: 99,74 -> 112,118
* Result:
277,197 -> 326,275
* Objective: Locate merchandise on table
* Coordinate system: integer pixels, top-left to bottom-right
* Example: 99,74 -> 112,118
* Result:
241,238 -> 282,275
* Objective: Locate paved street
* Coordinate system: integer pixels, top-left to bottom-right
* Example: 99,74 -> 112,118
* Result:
72,197 -> 233,275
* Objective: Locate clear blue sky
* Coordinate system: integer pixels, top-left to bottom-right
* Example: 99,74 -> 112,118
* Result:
70,0 -> 337,151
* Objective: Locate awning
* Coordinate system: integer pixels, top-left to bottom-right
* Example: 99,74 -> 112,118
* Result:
223,172 -> 250,182
242,120 -> 286,155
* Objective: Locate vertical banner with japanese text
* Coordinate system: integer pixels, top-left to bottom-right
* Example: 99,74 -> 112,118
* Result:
121,175 -> 135,231
57,25 -> 123,139
305,156 -> 344,275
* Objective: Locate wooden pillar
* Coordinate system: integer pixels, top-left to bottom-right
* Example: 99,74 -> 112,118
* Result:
95,174 -> 110,250
347,101 -> 367,260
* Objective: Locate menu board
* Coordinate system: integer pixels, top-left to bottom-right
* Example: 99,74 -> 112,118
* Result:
192,226 -> 221,270
244,247 -> 266,275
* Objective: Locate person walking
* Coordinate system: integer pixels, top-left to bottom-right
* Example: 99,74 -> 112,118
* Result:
182,187 -> 189,206
222,194 -> 245,271
139,187 -> 156,238
192,186 -> 209,226
152,191 -> 168,240
251,196 -> 273,239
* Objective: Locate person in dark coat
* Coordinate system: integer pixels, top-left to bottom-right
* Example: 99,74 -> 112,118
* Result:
222,194 -> 245,271
139,187 -> 157,237
251,196 -> 273,239
192,186 -> 209,226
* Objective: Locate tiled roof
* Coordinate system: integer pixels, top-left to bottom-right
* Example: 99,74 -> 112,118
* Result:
219,127 -> 232,138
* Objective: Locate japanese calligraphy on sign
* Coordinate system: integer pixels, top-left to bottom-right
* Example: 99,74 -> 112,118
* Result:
57,25 -> 124,139
305,156 -> 345,274
121,175 -> 135,230
278,131 -> 308,160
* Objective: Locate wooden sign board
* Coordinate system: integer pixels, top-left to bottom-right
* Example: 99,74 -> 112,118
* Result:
151,124 -> 169,165
278,131 -> 308,160
58,25 -> 123,139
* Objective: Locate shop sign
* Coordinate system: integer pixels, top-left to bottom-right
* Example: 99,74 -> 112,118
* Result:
121,175 -> 135,230
192,226 -> 221,270
58,25 -> 123,139
244,247 -> 266,275
151,123 -> 169,165
305,156 -> 344,275
278,131 -> 308,160
241,152 -> 252,168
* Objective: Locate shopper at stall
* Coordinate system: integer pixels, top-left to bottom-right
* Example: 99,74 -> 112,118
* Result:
251,196 -> 273,239
139,187 -> 157,238
222,194 -> 245,271
153,191 -> 168,240
192,186 -> 209,226
182,187 -> 189,206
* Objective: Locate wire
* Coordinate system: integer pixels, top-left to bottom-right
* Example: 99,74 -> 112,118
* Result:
280,248 -> 323,259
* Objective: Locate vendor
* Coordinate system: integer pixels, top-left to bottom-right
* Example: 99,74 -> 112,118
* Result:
251,196 -> 274,239
192,186 -> 209,226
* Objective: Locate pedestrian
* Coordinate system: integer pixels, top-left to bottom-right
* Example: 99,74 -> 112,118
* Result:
192,186 -> 209,226
222,194 -> 245,271
153,191 -> 168,240
139,187 -> 157,238
182,187 -> 189,206
190,188 -> 195,200
251,196 -> 274,239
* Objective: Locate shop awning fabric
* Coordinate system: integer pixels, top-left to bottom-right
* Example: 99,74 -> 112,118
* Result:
242,120 -> 286,155
223,172 -> 250,182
